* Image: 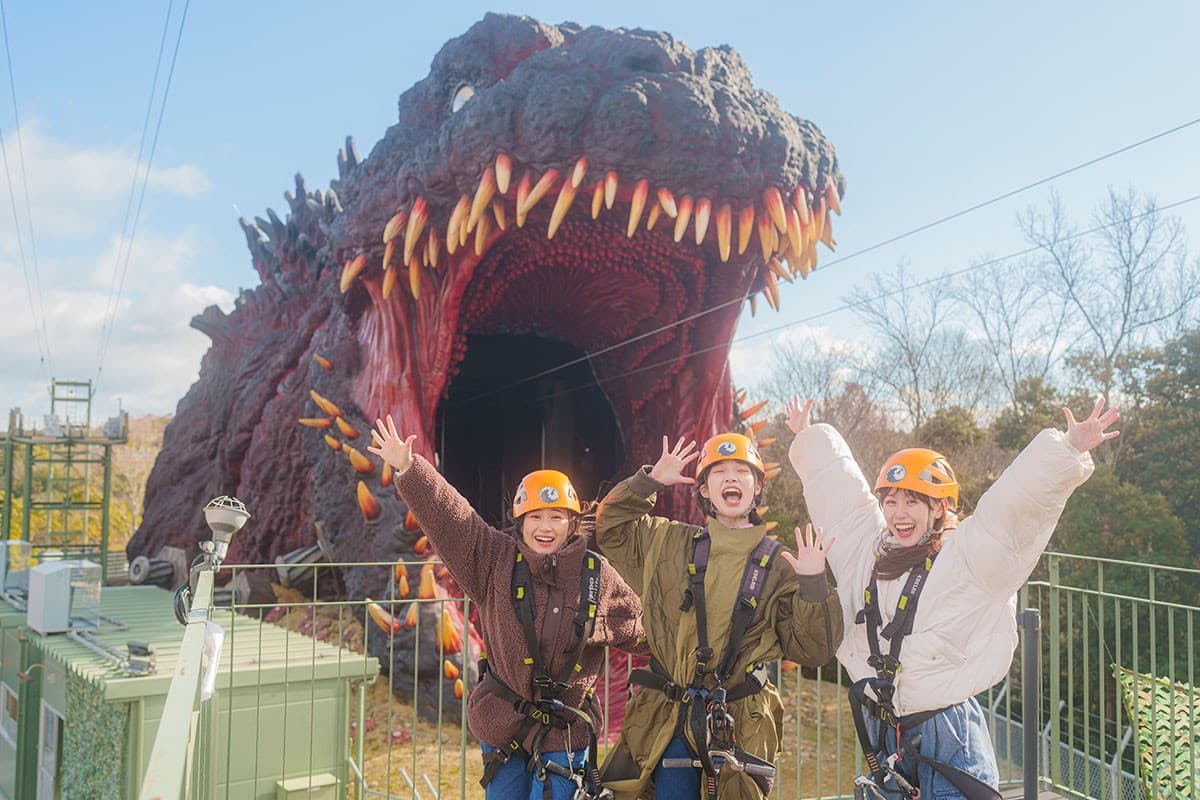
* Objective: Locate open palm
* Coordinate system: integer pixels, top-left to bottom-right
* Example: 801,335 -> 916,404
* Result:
1063,397 -> 1119,453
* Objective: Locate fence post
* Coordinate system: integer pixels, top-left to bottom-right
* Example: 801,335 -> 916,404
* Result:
1019,607 -> 1041,800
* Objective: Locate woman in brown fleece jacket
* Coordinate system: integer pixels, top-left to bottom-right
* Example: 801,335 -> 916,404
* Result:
368,415 -> 646,800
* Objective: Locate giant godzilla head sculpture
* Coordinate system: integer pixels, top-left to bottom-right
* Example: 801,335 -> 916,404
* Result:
129,13 -> 843,701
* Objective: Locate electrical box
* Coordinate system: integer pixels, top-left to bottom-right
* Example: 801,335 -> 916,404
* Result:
27,560 -> 102,634
275,773 -> 338,799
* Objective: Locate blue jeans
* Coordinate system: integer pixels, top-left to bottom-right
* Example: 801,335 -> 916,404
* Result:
862,697 -> 1000,800
652,737 -> 701,798
480,743 -> 587,800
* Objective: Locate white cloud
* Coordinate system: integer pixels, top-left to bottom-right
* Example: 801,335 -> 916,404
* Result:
729,323 -> 863,391
0,121 -> 230,425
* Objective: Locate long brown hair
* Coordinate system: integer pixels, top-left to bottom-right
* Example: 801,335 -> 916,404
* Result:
873,489 -> 957,581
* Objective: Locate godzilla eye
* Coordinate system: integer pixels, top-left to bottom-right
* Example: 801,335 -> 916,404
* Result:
451,85 -> 475,113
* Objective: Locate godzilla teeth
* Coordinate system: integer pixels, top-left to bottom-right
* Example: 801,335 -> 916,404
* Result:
357,481 -> 381,521
363,159 -> 843,316
494,153 -> 512,194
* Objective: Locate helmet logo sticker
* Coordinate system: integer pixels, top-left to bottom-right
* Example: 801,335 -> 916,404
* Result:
716,441 -> 738,456
886,464 -> 906,483
515,487 -> 527,506
539,486 -> 560,504
566,485 -> 577,501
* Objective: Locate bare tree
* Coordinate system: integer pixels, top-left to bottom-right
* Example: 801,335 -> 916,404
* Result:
948,254 -> 1076,412
843,262 -> 997,432
1023,187 -> 1200,400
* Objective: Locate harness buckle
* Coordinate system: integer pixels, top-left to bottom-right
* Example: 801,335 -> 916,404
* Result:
694,646 -> 714,663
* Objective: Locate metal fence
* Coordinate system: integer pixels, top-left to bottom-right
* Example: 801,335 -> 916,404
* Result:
137,552 -> 1200,799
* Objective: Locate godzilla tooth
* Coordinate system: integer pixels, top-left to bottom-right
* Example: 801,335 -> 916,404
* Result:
421,238 -> 430,267
404,510 -> 420,531
366,599 -> 400,633
547,179 -> 578,239
694,197 -> 711,245
468,167 -> 497,232
310,389 -> 343,418
382,462 -> 394,488
383,210 -> 408,244
474,212 -> 492,256
427,229 -> 441,268
454,678 -> 465,699
570,157 -> 588,188
764,521 -> 779,532
762,272 -> 780,311
673,196 -> 693,243
382,238 -> 397,272
414,535 -> 430,556
793,186 -> 811,225
656,187 -> 678,218
749,294 -> 758,316
826,179 -> 842,216
339,253 -> 367,293
408,257 -> 421,299
591,181 -> 604,219
764,466 -> 782,481
627,179 -> 648,237
438,610 -> 463,653
382,264 -> 398,298
313,354 -> 333,370
715,203 -> 732,262
820,210 -> 835,250
737,206 -> 754,255
495,154 -> 512,194
646,202 -> 662,230
297,417 -> 332,429
518,168 -> 559,219
444,659 -> 460,680
335,417 -> 360,439
346,445 -> 374,474
404,198 -> 428,266
786,206 -> 804,258
515,170 -> 532,227
446,196 -> 469,255
756,211 -> 776,261
396,568 -> 409,597
418,565 -> 436,598
357,481 -> 381,521
734,388 -> 747,404
740,399 -> 769,419
405,604 -> 418,628
813,197 -> 827,247
749,419 -> 769,436
758,438 -> 777,448
768,257 -> 793,284
491,199 -> 508,231
763,187 -> 788,234
324,434 -> 341,451
604,171 -> 618,209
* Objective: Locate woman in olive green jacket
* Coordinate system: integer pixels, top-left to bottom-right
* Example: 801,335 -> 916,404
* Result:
598,434 -> 843,800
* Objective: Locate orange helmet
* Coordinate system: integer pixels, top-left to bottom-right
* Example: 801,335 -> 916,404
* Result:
512,469 -> 581,517
696,433 -> 765,478
874,448 -> 959,507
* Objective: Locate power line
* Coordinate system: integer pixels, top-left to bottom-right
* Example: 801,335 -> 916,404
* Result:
95,0 -> 177,376
458,114 -> 1200,406
95,0 -> 190,386
469,192 -> 1200,413
0,0 -> 51,378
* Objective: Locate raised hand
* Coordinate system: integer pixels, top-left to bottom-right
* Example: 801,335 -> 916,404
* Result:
367,414 -> 418,474
648,436 -> 700,486
785,396 -> 814,435
1063,397 -> 1120,453
780,523 -> 834,577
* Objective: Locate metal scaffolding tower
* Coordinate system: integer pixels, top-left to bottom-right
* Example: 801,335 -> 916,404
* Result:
1,379 -> 127,584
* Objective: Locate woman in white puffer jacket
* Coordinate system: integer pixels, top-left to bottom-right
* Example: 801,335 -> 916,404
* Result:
785,396 -> 1118,800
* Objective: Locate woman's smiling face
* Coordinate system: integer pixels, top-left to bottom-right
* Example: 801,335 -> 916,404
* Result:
879,488 -> 945,547
700,460 -> 760,520
521,508 -> 573,553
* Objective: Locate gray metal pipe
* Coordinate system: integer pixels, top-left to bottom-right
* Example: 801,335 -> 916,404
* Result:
1019,608 -> 1041,800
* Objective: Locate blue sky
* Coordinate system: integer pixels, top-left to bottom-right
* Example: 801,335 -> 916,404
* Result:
1,1 -> 1197,423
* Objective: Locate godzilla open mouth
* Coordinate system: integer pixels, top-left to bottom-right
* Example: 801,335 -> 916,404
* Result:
341,156 -> 839,519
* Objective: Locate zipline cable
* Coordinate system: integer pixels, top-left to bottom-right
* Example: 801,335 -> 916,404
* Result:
95,0 -> 191,387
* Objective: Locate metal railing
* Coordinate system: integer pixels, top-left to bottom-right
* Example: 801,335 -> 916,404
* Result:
137,551 -> 1200,799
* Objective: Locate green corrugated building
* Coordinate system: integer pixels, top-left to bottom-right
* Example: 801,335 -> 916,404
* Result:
0,585 -> 378,799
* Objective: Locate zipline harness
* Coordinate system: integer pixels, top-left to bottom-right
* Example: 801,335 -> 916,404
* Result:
849,554 -> 1001,800
630,528 -> 781,799
479,549 -> 612,799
